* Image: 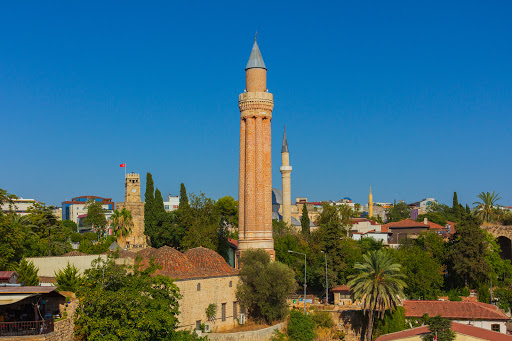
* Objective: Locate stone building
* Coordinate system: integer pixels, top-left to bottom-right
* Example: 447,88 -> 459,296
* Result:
237,39 -> 275,266
116,172 -> 147,249
138,246 -> 240,332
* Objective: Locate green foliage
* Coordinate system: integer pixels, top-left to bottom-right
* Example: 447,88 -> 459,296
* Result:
216,196 -> 238,228
79,236 -> 117,254
453,192 -> 461,221
494,288 -> 512,313
287,310 -> 316,341
448,215 -> 490,287
391,243 -> 444,300
16,259 -> 39,286
447,289 -> 462,301
75,254 -> 187,341
417,213 -> 447,227
179,183 -> 189,209
311,310 -> 334,329
477,283 -> 490,304
144,172 -> 155,240
348,250 -> 406,341
373,307 -> 408,339
473,191 -> 501,223
83,232 -> 97,241
55,262 -> 82,292
70,232 -> 83,243
422,315 -> 455,341
0,215 -> 31,269
301,204 -> 310,237
154,188 -> 165,214
483,231 -> 512,286
205,303 -> 217,321
386,202 -> 411,223
83,199 -> 107,231
236,249 -> 297,324
111,208 -> 133,238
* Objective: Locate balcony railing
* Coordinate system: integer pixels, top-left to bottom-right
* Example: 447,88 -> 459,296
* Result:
0,318 -> 54,337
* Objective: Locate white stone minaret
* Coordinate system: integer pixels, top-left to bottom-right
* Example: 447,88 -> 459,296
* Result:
280,126 -> 292,225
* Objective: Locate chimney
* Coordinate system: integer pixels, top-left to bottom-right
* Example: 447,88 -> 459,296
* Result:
424,217 -> 428,225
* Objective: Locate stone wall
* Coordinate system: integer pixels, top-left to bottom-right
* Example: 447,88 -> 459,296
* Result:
206,322 -> 284,341
177,275 -> 239,332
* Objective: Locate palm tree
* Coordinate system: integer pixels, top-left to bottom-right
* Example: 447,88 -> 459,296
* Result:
347,250 -> 406,341
473,191 -> 501,222
110,208 -> 133,238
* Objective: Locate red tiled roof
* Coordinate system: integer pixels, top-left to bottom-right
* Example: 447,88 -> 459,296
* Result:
403,300 -> 510,321
139,246 -> 238,280
228,238 -> 238,248
0,271 -> 18,280
381,226 -> 389,233
376,321 -> 512,341
332,285 -> 350,293
446,221 -> 457,235
39,276 -> 57,284
383,219 -> 428,229
425,221 -> 445,230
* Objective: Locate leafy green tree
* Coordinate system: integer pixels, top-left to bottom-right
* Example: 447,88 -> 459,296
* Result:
0,215 -> 32,269
83,199 -> 107,232
0,188 -> 18,214
392,244 -> 443,300
301,204 -> 310,236
449,215 -> 490,287
483,232 -> 512,286
494,288 -> 512,313
422,315 -> 455,341
473,191 -> 501,222
110,208 -> 133,238
348,250 -> 406,341
417,212 -> 447,227
154,188 -> 165,215
386,202 -> 411,223
55,262 -> 82,292
287,310 -> 316,341
75,254 -> 203,341
181,194 -> 221,250
216,196 -> 238,228
79,236 -> 117,254
16,258 -> 39,286
373,307 -> 408,339
179,183 -> 189,209
477,283 -> 490,304
236,249 -> 297,324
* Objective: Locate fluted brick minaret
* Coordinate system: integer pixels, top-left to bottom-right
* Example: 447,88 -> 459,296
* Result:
236,39 -> 275,268
369,186 -> 373,218
280,126 -> 292,225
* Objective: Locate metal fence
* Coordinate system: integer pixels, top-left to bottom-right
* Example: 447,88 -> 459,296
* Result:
0,318 -> 54,336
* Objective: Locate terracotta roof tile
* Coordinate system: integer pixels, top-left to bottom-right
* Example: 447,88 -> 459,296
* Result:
332,285 -> 350,292
0,271 -> 18,280
376,321 -> 512,341
425,221 -> 445,230
39,276 -> 57,284
403,300 -> 509,321
0,286 -> 59,294
139,246 -> 238,280
383,219 -> 429,229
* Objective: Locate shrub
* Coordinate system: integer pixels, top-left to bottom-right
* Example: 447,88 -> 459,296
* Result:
16,259 -> 39,286
287,310 -> 316,341
311,311 -> 334,329
54,262 -> 82,292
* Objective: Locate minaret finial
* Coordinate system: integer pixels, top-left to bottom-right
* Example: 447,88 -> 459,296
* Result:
370,185 -> 372,194
281,125 -> 289,153
255,31 -> 258,41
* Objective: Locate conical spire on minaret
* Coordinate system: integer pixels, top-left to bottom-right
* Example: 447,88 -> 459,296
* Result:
370,185 -> 372,195
246,39 -> 266,70
281,126 -> 289,153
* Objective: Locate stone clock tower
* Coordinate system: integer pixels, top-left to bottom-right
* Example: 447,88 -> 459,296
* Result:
236,39 -> 275,267
117,172 -> 146,249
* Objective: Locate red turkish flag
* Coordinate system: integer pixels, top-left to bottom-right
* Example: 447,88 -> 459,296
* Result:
120,163 -> 126,167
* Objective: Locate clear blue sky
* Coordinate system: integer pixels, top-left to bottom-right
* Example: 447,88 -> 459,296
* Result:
1,1 -> 511,208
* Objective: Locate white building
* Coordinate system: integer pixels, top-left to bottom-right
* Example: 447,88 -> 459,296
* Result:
350,218 -> 390,245
164,194 -> 180,212
0,198 -> 36,215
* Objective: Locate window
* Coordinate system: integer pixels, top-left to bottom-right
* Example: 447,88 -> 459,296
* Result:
229,281 -> 232,287
221,303 -> 226,321
195,320 -> 201,330
197,283 -> 201,291
492,324 -> 500,333
233,302 -> 238,318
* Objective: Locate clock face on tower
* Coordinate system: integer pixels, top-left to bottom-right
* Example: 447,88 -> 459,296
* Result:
132,189 -> 136,193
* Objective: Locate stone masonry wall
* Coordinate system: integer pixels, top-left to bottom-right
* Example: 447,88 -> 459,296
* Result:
206,322 -> 284,341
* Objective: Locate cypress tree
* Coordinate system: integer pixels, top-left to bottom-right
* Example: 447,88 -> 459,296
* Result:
144,173 -> 155,237
179,183 -> 189,209
466,204 -> 471,215
154,188 -> 165,215
453,192 -> 460,220
301,204 -> 310,236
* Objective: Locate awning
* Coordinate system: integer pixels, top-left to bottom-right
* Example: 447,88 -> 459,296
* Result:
0,294 -> 36,306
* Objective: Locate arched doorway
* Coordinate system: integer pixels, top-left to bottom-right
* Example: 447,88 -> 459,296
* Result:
497,236 -> 512,261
